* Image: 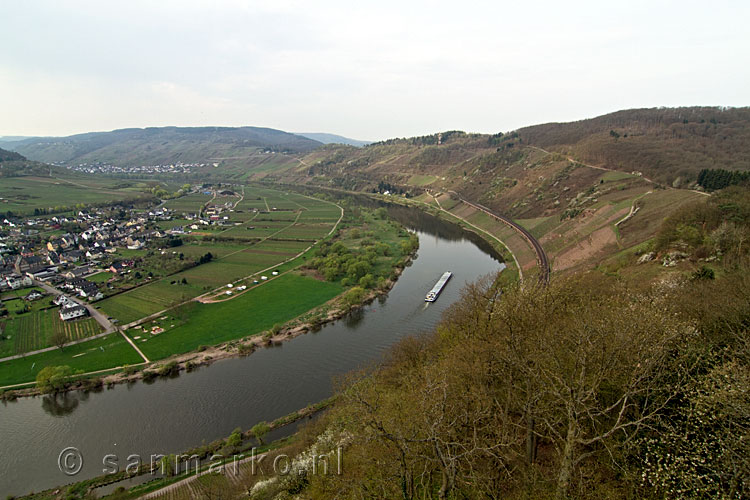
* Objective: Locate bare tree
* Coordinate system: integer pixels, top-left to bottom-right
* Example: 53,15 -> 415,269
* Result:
51,328 -> 68,350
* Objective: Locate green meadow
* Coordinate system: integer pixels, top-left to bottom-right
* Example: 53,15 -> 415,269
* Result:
126,273 -> 343,359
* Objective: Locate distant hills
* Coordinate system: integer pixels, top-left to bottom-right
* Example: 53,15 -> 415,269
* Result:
4,107 -> 747,187
2,126 -> 322,166
0,136 -> 31,143
296,133 -> 370,147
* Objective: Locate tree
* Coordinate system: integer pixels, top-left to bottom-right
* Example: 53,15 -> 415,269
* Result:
227,427 -> 243,449
342,287 -> 366,308
251,421 -> 270,445
321,274 -> 693,499
36,365 -> 74,394
346,260 -> 371,281
441,276 -> 690,498
640,353 -> 750,499
359,273 -> 375,289
51,329 -> 68,349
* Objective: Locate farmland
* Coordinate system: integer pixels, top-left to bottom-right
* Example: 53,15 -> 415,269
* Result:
97,186 -> 342,325
162,193 -> 213,213
0,175 -> 151,215
0,292 -> 103,358
0,333 -> 142,386
125,273 -> 343,359
0,187 -> 421,387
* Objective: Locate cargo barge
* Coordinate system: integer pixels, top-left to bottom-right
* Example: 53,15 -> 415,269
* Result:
425,271 -> 452,302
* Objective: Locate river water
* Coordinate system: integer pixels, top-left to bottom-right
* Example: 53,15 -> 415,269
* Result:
0,205 -> 503,497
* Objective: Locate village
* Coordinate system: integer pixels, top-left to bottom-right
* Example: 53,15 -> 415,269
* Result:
0,185 -> 239,328
58,161 -> 213,175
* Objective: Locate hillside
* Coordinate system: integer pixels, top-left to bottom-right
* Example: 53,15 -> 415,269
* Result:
3,126 -> 322,166
517,106 -> 750,185
0,147 -> 56,177
0,146 -> 26,162
297,132 -> 370,147
248,116 -> 720,273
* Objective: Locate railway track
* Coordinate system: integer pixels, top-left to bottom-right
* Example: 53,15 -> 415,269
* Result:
446,191 -> 550,285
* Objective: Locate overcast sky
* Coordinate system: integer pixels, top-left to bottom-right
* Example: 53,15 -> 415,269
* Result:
1,0 -> 748,140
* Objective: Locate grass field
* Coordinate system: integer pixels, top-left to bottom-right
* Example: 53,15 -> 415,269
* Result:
126,273 -> 343,359
97,186 -> 341,324
0,333 -> 142,387
0,175 -> 145,215
86,271 -> 114,283
163,193 -> 212,213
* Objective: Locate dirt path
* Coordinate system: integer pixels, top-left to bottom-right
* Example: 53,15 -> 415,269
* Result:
528,146 -> 710,197
198,197 -> 344,303
615,191 -> 651,227
117,327 -> 150,362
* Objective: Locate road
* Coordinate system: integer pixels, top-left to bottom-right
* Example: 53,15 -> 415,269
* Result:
0,280 -> 121,364
33,279 -> 115,333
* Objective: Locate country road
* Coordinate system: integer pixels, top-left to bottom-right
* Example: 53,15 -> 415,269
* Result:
33,279 -> 115,332
0,280 -> 119,364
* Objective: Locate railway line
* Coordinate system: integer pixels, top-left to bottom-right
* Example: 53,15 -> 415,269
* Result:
446,191 -> 551,285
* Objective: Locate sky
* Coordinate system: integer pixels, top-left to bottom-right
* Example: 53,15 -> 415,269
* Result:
1,0 -> 749,141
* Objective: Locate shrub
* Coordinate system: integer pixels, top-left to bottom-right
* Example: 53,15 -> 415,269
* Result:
157,361 -> 179,377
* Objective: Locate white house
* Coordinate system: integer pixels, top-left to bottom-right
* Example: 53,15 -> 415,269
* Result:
6,274 -> 32,289
60,304 -> 88,321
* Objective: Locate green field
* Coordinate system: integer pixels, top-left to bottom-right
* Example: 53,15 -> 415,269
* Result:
97,186 -> 341,324
163,193 -> 212,213
0,333 -> 142,387
0,197 -> 414,386
0,304 -> 103,357
126,273 -> 343,359
86,271 -> 114,283
0,175 -> 146,215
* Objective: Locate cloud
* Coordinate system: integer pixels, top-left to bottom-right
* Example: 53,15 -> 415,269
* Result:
1,1 -> 748,139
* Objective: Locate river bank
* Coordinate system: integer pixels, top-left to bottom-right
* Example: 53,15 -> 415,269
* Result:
0,206 -> 504,497
0,224 -> 416,400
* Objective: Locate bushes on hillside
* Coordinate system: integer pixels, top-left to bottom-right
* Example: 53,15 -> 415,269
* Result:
289,267 -> 750,499
655,186 -> 750,264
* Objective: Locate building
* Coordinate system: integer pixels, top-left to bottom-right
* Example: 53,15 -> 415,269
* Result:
63,266 -> 92,280
6,274 -> 32,289
59,304 -> 88,321
25,290 -> 43,301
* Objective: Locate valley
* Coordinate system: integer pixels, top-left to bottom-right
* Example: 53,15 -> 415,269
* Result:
0,107 -> 748,500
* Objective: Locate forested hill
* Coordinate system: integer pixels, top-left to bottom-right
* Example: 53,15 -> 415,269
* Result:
0,147 -> 25,162
517,106 -> 750,186
0,147 -> 59,177
3,126 -> 322,166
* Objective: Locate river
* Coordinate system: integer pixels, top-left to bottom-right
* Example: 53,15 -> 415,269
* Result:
0,205 -> 504,497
